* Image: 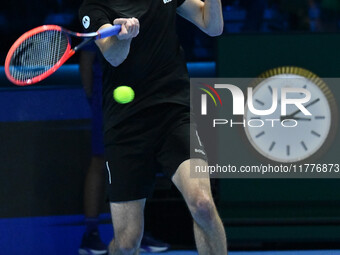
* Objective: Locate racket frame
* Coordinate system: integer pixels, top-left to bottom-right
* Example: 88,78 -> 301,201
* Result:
5,24 -> 120,86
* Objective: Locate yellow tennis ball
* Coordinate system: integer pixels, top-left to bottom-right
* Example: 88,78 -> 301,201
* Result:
113,86 -> 135,104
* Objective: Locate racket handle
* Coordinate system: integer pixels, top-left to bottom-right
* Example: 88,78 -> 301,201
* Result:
97,25 -> 121,39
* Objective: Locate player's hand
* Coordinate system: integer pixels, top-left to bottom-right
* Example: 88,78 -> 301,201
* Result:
113,18 -> 140,40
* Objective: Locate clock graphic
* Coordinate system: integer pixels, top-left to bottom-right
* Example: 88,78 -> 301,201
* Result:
244,66 -> 338,163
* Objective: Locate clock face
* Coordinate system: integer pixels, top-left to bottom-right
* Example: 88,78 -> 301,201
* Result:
244,70 -> 336,163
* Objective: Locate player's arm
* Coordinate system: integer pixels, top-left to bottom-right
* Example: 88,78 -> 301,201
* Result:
95,18 -> 139,67
177,0 -> 223,36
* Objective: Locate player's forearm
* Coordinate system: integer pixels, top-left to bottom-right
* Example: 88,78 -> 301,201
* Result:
202,0 -> 223,36
95,19 -> 139,67
97,36 -> 132,67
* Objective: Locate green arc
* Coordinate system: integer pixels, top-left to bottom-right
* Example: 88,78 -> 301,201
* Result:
200,88 -> 217,106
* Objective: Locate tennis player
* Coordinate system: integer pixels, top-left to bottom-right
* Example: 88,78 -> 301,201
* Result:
79,0 -> 226,254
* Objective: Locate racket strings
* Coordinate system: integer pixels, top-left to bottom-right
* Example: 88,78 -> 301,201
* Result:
9,30 -> 69,82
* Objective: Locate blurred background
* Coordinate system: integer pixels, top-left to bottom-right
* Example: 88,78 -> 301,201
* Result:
1,0 -> 340,62
1,0 -> 340,254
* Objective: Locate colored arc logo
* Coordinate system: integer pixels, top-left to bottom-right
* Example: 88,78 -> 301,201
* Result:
200,84 -> 222,106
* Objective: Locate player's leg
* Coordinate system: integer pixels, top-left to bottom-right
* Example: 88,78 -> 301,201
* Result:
108,199 -> 145,255
80,75 -> 107,254
172,159 -> 227,255
156,104 -> 227,254
84,99 -> 106,220
83,155 -> 105,218
84,96 -> 106,217
79,156 -> 107,255
104,108 -> 160,254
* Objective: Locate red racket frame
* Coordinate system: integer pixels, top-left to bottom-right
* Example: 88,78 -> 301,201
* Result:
4,25 -> 90,86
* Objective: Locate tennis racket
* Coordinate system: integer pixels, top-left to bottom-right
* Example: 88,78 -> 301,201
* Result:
5,24 -> 121,86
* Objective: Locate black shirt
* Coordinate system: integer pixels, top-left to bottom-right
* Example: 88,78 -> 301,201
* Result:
79,0 -> 189,132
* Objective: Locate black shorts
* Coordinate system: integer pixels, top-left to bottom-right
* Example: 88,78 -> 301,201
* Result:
104,103 -> 207,202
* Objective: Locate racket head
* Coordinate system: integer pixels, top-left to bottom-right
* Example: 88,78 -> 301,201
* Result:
5,25 -> 73,86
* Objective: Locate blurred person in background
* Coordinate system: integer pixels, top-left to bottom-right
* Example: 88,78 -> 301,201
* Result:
78,43 -> 170,254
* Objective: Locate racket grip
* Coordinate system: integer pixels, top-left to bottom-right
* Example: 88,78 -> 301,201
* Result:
97,25 -> 121,39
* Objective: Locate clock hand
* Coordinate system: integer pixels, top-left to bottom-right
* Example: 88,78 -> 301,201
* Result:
280,98 -> 320,121
287,98 -> 320,117
290,117 -> 311,121
280,116 -> 312,121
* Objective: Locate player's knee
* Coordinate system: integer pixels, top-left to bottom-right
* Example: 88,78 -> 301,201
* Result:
115,229 -> 142,255
117,238 -> 140,255
118,245 -> 137,255
189,193 -> 215,223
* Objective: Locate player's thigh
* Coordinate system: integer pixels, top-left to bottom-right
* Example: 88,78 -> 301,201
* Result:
110,198 -> 146,240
